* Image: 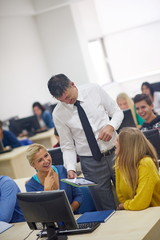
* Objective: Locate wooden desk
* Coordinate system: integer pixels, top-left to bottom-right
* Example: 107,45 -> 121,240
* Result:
1,207 -> 160,240
29,129 -> 57,148
0,146 -> 35,179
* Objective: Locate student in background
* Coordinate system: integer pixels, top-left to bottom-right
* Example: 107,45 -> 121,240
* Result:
115,127 -> 160,211
116,93 -> 144,127
32,102 -> 54,129
141,81 -> 160,114
133,94 -> 160,133
0,120 -> 22,149
25,143 -> 83,213
0,175 -> 25,223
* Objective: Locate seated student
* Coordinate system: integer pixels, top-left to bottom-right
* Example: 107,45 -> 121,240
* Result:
141,81 -> 160,114
115,127 -> 160,211
0,175 -> 25,223
32,102 -> 55,130
25,143 -> 83,213
0,120 -> 22,149
116,93 -> 144,127
133,94 -> 160,133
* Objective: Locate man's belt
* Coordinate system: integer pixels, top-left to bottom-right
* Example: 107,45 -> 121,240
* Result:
102,146 -> 115,157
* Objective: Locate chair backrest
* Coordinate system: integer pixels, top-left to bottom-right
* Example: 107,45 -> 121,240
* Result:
143,129 -> 160,158
48,147 -> 63,165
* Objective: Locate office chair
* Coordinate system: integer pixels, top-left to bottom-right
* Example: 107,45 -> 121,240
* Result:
143,129 -> 160,159
48,147 -> 63,165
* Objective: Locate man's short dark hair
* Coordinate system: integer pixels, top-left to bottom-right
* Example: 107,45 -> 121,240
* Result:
133,94 -> 152,105
48,74 -> 71,98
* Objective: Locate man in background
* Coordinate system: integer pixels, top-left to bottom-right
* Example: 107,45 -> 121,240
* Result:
48,74 -> 123,210
133,94 -> 160,132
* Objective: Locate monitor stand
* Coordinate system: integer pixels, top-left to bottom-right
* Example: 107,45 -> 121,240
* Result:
47,224 -> 67,240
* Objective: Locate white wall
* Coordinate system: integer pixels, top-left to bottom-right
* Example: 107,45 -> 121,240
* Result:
0,0 -> 90,121
34,5 -> 89,86
0,16 -> 51,120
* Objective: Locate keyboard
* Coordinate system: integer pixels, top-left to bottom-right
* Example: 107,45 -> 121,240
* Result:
37,222 -> 100,237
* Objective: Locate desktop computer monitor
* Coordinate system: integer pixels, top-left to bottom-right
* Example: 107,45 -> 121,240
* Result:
117,109 -> 136,133
9,115 -> 40,136
17,190 -> 78,236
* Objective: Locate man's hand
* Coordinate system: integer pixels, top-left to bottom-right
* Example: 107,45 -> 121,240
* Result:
67,170 -> 77,179
98,125 -> 114,142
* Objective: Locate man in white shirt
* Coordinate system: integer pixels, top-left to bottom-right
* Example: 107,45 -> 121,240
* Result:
48,74 -> 123,210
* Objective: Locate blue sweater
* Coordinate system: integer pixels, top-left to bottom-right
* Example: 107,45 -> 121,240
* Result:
0,176 -> 25,223
42,110 -> 54,129
25,165 -> 83,212
2,130 -> 22,148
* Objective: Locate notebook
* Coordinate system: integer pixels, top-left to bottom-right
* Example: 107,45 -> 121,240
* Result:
77,210 -> 115,223
0,221 -> 13,233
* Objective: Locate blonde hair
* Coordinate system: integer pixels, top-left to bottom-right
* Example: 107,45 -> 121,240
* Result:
116,93 -> 138,126
115,127 -> 158,196
26,143 -> 47,166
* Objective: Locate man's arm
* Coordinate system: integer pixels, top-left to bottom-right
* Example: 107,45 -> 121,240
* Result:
0,179 -> 18,222
53,110 -> 77,176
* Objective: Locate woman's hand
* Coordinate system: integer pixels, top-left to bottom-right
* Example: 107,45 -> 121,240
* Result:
44,168 -> 59,191
117,203 -> 125,210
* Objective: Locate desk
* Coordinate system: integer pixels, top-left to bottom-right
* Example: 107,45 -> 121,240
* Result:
1,207 -> 160,240
0,146 -> 35,179
29,129 -> 57,148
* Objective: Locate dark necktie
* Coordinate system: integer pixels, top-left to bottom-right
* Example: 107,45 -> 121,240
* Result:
74,100 -> 102,161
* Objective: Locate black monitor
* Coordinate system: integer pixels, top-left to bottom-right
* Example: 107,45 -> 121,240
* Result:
17,190 -> 78,239
117,109 -> 136,133
9,115 -> 40,136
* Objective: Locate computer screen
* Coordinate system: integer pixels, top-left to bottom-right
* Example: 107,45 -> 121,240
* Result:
17,190 -> 78,232
9,115 -> 40,136
117,109 -> 136,133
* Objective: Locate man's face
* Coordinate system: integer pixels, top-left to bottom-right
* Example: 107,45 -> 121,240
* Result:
135,100 -> 153,122
57,82 -> 78,104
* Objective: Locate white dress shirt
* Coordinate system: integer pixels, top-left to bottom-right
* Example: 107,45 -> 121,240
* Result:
53,83 -> 123,171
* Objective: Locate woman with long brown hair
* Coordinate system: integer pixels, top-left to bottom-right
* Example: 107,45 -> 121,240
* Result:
115,127 -> 160,210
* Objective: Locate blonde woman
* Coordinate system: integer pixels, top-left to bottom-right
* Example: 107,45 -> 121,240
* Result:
25,143 -> 83,213
115,127 -> 160,210
116,93 -> 144,127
